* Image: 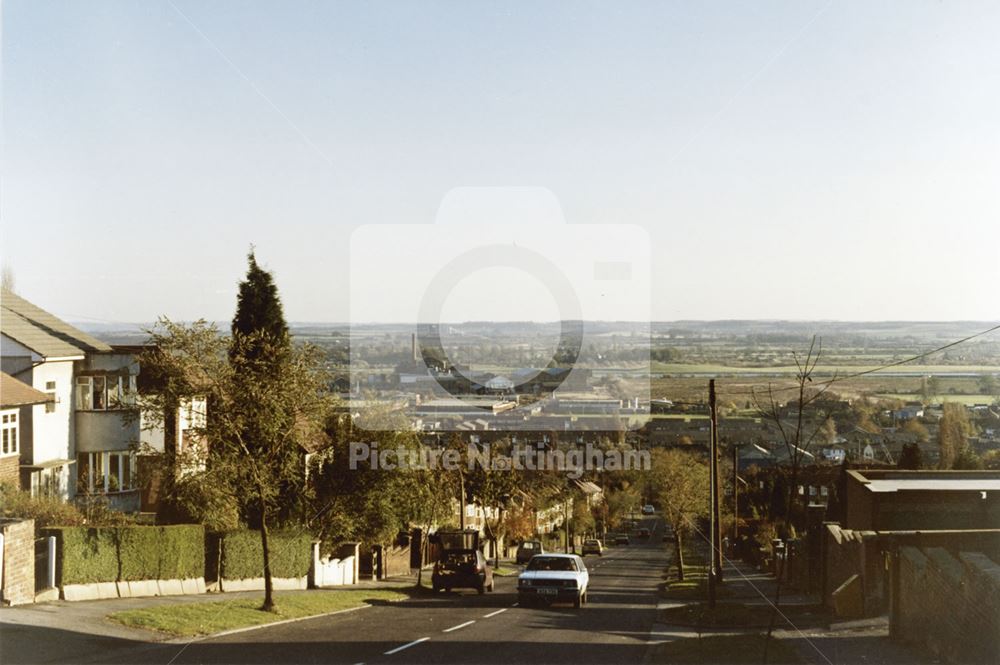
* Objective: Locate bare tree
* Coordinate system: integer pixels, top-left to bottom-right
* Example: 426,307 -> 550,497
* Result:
751,336 -> 835,536
1,264 -> 16,293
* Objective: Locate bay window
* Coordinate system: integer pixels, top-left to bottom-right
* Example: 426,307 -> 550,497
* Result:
77,451 -> 135,493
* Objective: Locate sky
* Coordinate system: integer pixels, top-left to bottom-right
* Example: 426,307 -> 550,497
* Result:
2,0 -> 999,324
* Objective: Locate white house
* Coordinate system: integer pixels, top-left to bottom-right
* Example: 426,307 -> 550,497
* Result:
1,288 -> 141,510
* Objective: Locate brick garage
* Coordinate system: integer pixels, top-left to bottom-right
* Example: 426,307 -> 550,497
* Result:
1,517 -> 35,606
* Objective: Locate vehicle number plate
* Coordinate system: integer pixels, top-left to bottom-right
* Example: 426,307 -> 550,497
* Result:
538,587 -> 557,595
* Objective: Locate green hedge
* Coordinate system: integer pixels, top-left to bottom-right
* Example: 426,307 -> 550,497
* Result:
217,530 -> 312,580
43,525 -> 204,585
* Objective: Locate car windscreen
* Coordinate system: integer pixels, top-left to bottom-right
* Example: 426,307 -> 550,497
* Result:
520,542 -> 536,550
526,556 -> 577,572
442,551 -> 477,565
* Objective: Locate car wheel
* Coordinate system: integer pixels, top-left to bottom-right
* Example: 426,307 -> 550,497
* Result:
477,584 -> 485,595
433,583 -> 441,593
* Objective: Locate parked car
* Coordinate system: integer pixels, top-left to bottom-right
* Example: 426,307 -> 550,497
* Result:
642,504 -> 655,515
432,549 -> 494,594
614,533 -> 630,545
517,554 -> 589,608
581,539 -> 603,556
636,527 -> 651,538
515,540 -> 544,565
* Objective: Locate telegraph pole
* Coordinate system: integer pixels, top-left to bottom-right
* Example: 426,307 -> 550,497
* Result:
708,380 -> 723,605
732,444 -> 740,547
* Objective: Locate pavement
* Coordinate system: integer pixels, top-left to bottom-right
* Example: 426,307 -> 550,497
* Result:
0,519 -> 670,664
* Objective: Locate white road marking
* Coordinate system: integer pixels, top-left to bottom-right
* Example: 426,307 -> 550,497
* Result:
511,602 -> 519,607
483,608 -> 507,618
383,637 -> 429,655
443,620 -> 475,633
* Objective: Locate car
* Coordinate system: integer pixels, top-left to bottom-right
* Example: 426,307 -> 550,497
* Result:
515,540 -> 544,565
581,539 -> 603,556
642,504 -> 655,515
432,549 -> 494,594
614,533 -> 630,545
636,527 -> 651,538
517,553 -> 589,608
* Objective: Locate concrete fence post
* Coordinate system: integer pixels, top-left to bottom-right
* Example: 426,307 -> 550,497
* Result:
47,536 -> 57,589
310,540 -> 322,588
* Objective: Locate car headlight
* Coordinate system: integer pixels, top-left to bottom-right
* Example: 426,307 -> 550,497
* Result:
520,579 -> 531,587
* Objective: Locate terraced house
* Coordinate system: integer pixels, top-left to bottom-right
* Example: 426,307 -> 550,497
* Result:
0,288 -> 141,511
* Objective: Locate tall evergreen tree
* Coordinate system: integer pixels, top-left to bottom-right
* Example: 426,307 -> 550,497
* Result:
231,249 -> 289,361
897,442 -> 924,470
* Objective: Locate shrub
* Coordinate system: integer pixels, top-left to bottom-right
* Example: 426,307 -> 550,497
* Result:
45,527 -> 119,585
217,529 -> 312,580
43,524 -> 205,585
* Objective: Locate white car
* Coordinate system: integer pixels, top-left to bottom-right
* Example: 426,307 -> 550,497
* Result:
517,553 -> 589,608
641,504 -> 655,515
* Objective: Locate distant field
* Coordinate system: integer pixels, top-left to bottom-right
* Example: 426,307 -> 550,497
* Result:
651,363 -> 1000,376
876,394 -> 997,406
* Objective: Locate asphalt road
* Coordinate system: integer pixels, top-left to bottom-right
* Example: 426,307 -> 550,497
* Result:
6,517 -> 668,665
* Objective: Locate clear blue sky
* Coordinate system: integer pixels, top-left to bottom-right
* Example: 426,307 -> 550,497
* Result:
3,1 -> 998,323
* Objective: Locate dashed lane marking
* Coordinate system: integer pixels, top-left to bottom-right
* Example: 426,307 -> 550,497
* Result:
443,621 -> 475,633
483,609 -> 508,618
383,637 -> 429,655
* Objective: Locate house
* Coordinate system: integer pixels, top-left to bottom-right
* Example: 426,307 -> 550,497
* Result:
1,288 -> 141,510
0,372 -> 54,488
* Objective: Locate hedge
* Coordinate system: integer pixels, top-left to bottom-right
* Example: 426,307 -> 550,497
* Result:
216,529 -> 312,580
43,525 -> 204,585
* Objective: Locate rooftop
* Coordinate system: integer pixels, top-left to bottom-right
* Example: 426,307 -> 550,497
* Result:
849,469 -> 1000,493
1,288 -> 112,358
0,371 -> 52,408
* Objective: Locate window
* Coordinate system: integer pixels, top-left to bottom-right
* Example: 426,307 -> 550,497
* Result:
77,451 -> 135,493
45,380 -> 57,413
1,410 -> 18,457
75,375 -> 136,411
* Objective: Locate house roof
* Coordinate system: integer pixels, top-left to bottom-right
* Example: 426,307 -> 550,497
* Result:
1,371 -> 52,408
1,288 -> 111,358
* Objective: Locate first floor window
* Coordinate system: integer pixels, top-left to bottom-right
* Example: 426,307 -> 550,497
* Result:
76,374 -> 136,411
1,410 -> 18,457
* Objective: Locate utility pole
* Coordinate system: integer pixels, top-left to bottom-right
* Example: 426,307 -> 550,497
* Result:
708,379 -> 722,606
732,444 -> 740,547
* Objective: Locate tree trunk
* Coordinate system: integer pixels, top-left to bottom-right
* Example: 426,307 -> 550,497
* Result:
416,530 -> 426,588
674,529 -> 685,581
259,491 -> 275,612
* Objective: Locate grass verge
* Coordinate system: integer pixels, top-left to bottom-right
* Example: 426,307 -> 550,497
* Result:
492,566 -> 519,577
648,633 -> 803,664
109,589 -> 409,637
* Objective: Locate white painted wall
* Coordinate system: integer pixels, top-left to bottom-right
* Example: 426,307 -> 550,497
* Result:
27,361 -> 75,466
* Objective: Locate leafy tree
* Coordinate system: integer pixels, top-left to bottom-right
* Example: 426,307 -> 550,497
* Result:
466,438 -> 520,566
902,419 -> 930,443
937,402 -> 973,469
138,319 -> 330,613
952,445 -> 983,470
897,443 -> 924,470
648,449 -> 710,581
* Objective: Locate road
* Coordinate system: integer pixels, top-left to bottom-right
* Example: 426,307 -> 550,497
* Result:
5,517 -> 669,665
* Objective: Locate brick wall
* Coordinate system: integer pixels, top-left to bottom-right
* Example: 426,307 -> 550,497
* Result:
893,546 -> 1000,663
0,456 -> 19,487
1,518 -> 36,606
